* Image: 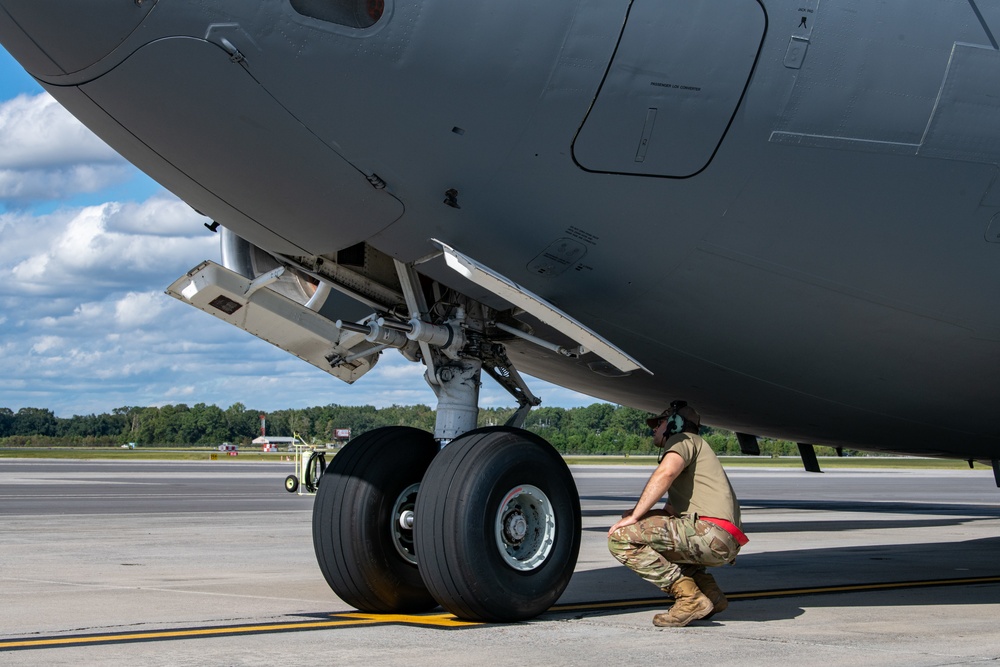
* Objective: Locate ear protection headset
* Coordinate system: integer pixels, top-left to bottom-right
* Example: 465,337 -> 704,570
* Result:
664,400 -> 689,436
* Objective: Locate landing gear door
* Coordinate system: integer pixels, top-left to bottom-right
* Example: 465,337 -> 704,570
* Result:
573,0 -> 765,178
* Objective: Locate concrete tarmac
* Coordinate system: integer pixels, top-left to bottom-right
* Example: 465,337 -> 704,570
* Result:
2,459 -> 1000,666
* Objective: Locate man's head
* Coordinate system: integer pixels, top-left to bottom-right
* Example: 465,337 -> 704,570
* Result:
647,400 -> 701,444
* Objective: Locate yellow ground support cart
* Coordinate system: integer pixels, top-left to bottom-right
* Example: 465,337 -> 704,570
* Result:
284,443 -> 332,495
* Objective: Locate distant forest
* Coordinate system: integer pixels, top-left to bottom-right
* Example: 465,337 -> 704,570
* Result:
0,403 -> 863,456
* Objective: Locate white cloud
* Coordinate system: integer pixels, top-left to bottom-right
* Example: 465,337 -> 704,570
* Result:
0,164 -> 131,202
371,361 -> 426,381
30,335 -> 63,354
6,200 -> 214,295
104,197 -> 210,236
115,291 -> 166,328
0,93 -> 134,205
164,385 -> 197,399
0,208 -> 76,266
0,93 -> 121,170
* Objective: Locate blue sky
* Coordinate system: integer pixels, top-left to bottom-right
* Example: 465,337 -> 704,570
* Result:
0,47 -> 595,417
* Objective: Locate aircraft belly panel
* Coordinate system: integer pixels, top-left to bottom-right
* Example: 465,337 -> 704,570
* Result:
0,0 -> 155,76
573,0 -> 765,177
81,37 -> 403,255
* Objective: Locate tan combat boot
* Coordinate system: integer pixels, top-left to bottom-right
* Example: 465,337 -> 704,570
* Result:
691,569 -> 728,619
652,577 -> 713,627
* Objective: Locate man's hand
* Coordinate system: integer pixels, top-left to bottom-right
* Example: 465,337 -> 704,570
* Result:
608,510 -> 638,536
608,451 -> 685,537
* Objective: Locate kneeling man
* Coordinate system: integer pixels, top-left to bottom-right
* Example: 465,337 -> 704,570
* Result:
608,400 -> 747,627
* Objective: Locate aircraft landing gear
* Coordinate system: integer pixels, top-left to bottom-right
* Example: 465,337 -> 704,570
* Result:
311,257 -> 584,621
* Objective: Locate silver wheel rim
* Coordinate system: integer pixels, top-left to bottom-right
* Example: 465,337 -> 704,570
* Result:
494,484 -> 556,571
391,483 -> 420,564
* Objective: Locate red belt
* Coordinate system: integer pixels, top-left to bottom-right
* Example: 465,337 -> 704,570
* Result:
701,517 -> 749,546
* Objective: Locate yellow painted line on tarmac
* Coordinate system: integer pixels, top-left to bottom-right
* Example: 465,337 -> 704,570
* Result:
0,612 -> 477,651
334,612 -> 480,628
4,575 -> 999,651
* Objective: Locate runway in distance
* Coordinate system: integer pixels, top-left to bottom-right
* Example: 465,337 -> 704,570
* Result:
2,0 -> 998,622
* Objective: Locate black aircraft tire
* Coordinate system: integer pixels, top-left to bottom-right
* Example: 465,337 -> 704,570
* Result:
414,427 -> 581,622
312,426 -> 439,613
284,474 -> 299,493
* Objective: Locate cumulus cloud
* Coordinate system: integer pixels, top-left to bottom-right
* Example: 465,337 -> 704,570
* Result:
114,291 -> 167,328
371,362 -> 426,381
30,335 -> 64,355
0,93 -> 121,170
103,196 -> 211,237
0,164 -> 132,202
0,93 -> 134,205
6,199 -> 214,295
0,165 -> 132,204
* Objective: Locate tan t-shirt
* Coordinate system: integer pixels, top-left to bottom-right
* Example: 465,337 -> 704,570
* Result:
663,433 -> 742,528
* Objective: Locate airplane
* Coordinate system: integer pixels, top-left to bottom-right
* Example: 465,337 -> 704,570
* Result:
2,0 -> 998,622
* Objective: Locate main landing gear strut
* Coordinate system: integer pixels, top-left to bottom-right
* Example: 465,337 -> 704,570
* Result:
312,263 -> 582,622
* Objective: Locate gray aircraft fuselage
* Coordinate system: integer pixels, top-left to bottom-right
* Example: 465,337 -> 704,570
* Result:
2,0 -> 998,458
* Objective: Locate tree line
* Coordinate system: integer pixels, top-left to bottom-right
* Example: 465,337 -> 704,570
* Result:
0,403 -> 855,457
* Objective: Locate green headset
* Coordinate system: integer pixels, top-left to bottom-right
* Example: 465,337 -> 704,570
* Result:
664,400 -> 690,436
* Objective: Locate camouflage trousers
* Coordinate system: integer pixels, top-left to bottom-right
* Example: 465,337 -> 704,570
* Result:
608,510 -> 741,591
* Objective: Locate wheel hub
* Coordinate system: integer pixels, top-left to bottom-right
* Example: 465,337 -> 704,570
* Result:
503,511 -> 528,542
391,483 -> 420,565
494,484 -> 556,571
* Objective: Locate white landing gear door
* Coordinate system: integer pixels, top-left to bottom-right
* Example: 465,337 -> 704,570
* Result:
433,240 -> 650,376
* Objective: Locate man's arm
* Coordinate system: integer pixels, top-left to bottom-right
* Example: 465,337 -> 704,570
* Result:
607,451 -> 685,535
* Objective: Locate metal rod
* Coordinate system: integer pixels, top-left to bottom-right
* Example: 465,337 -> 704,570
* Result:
335,320 -> 372,335
377,318 -> 414,332
340,343 -> 390,365
495,322 -> 574,357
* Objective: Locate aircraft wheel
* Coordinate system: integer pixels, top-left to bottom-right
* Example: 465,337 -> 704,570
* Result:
414,427 -> 581,622
312,426 -> 439,613
284,474 -> 299,493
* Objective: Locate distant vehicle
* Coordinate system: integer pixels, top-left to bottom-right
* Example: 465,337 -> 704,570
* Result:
253,435 -> 306,452
218,443 -> 238,452
120,443 -> 135,449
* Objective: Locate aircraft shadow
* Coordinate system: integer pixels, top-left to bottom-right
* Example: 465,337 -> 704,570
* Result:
562,529 -> 1000,623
